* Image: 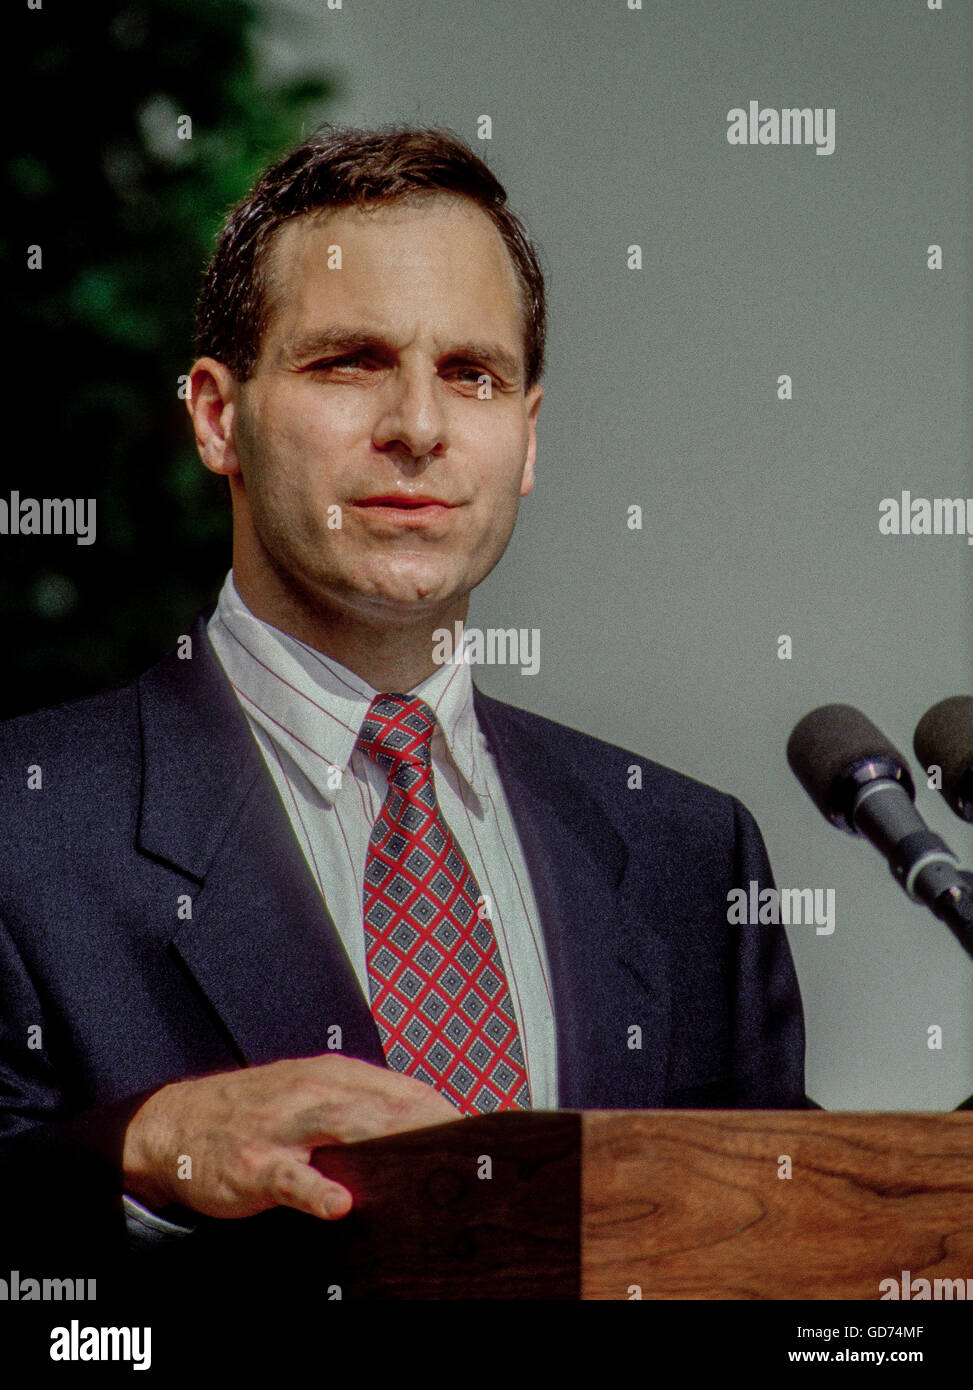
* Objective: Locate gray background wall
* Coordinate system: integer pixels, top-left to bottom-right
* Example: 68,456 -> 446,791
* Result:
259,0 -> 972,1110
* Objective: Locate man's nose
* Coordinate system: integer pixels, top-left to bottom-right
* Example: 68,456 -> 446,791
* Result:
371,362 -> 449,463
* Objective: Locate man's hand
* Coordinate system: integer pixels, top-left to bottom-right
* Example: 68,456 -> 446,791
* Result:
122,1055 -> 460,1222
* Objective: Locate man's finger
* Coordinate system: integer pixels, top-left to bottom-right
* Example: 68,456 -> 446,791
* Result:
263,1157 -> 354,1221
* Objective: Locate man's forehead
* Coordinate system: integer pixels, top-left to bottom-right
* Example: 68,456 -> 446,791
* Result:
262,196 -> 525,339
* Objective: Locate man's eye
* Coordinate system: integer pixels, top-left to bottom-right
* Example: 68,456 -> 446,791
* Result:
311,355 -> 372,371
449,366 -> 492,385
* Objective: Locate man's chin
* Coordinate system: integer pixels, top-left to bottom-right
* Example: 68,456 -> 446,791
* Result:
330,572 -> 468,622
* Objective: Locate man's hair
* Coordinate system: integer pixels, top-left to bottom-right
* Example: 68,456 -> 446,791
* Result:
195,124 -> 547,389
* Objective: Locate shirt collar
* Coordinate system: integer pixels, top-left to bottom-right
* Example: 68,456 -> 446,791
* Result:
206,571 -> 488,805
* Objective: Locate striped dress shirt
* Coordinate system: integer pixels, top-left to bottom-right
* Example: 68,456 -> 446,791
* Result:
205,571 -> 559,1110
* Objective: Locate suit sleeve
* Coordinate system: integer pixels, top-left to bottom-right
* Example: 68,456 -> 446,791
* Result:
662,795 -> 810,1110
0,914 -> 173,1265
723,796 -> 809,1108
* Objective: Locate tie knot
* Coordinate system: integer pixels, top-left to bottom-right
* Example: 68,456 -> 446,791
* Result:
357,693 -> 436,776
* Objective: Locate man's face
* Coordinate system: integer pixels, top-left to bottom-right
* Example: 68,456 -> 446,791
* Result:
222,195 -> 542,627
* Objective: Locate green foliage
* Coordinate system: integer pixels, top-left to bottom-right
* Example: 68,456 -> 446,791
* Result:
4,0 -> 332,715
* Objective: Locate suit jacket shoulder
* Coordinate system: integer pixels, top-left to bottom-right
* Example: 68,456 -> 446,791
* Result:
472,686 -> 756,881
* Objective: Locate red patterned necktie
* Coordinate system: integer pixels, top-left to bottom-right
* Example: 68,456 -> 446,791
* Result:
357,693 -> 531,1114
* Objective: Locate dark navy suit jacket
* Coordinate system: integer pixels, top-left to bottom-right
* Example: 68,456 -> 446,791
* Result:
0,616 -> 806,1263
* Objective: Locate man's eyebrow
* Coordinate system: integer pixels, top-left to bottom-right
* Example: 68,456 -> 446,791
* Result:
440,342 -> 522,381
282,329 -> 387,364
281,328 -> 522,380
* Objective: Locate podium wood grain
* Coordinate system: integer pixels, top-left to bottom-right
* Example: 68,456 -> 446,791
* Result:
581,1111 -> 973,1300
309,1110 -> 973,1299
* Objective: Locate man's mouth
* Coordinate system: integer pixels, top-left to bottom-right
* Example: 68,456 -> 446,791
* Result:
353,495 -> 455,510
348,495 -> 461,531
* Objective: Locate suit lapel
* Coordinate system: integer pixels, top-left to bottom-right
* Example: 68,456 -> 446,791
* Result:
474,689 -> 671,1109
136,617 -> 386,1068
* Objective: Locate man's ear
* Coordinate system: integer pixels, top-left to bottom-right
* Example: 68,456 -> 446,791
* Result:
520,383 -> 543,498
186,358 -> 243,477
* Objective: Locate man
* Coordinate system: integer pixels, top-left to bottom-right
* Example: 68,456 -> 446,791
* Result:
0,126 -> 805,1265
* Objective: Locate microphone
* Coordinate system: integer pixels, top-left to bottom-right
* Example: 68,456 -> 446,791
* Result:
787,704 -> 973,951
913,696 -> 973,823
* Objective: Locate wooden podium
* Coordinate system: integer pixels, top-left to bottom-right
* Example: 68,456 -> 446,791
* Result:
311,1110 -> 973,1299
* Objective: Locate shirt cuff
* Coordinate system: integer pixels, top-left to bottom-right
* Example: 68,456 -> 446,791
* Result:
123,1192 -> 197,1241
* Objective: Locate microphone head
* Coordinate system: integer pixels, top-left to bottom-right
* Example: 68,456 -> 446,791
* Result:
787,703 -> 915,832
914,696 -> 973,822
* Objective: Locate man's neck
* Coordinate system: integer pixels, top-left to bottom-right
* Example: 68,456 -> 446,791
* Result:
231,571 -> 468,694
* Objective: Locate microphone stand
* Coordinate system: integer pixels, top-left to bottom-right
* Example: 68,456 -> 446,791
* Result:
944,873 -> 973,1107
936,870 -> 973,960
